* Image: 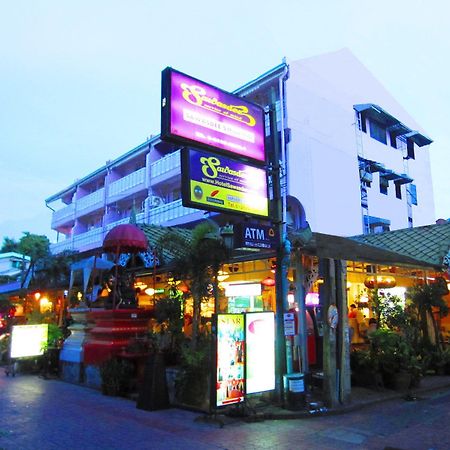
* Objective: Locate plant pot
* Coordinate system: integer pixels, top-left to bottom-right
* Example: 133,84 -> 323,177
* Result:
393,372 -> 412,392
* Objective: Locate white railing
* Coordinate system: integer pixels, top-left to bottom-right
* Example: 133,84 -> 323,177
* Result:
50,239 -> 74,254
72,228 -> 104,249
150,150 -> 181,178
76,188 -> 105,213
108,167 -> 146,198
149,199 -> 198,225
52,203 -> 75,226
50,212 -> 149,254
105,212 -> 145,231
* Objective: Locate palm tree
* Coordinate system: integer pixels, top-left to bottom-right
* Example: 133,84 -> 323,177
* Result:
156,221 -> 230,349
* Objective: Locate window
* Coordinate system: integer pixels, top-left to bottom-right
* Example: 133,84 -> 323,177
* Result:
359,112 -> 367,132
395,182 -> 402,199
407,139 -> 415,159
409,184 -> 418,205
380,176 -> 389,195
389,131 -> 398,149
369,120 -> 387,144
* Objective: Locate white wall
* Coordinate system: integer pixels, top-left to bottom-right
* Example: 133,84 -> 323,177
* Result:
285,49 -> 435,235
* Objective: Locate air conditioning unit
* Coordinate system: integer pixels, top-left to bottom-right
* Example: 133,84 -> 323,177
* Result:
149,196 -> 164,208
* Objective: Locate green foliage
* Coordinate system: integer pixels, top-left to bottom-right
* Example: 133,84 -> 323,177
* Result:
407,283 -> 449,318
33,250 -> 79,289
17,232 -> 50,262
157,221 -> 230,349
25,310 -> 64,350
1,237 -> 19,253
175,336 -> 212,406
100,357 -> 134,396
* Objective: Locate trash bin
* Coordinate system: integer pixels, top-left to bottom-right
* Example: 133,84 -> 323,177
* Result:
283,372 -> 306,410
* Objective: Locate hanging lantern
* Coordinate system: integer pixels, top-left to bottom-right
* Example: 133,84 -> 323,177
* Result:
261,276 -> 276,287
364,275 -> 396,289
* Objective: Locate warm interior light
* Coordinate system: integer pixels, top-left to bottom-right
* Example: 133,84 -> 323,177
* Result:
364,275 -> 396,289
144,287 -> 155,296
261,276 -> 276,287
217,271 -> 229,282
39,297 -> 52,313
134,281 -> 148,290
34,292 -> 41,301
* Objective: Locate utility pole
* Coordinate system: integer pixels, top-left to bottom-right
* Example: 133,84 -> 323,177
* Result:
267,97 -> 290,403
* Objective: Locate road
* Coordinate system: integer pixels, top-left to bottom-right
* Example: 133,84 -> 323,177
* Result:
0,373 -> 449,450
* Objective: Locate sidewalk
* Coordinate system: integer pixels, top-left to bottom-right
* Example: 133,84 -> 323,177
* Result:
238,375 -> 450,422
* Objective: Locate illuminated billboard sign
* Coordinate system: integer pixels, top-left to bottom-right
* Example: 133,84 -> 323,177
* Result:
161,68 -> 266,163
10,324 -> 48,358
182,148 -> 269,218
233,222 -> 277,250
246,312 -> 275,394
216,314 -> 245,407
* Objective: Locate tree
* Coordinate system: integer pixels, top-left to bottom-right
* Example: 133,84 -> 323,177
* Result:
407,280 -> 449,350
157,221 -> 230,349
18,232 -> 50,262
1,237 -> 19,253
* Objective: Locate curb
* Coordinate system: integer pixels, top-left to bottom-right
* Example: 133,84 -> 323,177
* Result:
250,380 -> 450,421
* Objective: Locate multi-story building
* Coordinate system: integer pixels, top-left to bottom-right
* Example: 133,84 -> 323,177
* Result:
46,49 -> 434,254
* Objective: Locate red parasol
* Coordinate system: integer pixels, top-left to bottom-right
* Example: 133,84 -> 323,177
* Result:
103,224 -> 148,254
103,224 -> 148,309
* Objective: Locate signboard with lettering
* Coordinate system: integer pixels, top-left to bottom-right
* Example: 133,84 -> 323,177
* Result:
161,68 -> 266,163
283,312 -> 296,336
216,314 -> 245,407
233,223 -> 277,250
10,324 -> 48,358
181,148 -> 269,218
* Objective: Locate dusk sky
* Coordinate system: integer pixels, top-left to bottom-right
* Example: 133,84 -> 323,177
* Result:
1,0 -> 448,242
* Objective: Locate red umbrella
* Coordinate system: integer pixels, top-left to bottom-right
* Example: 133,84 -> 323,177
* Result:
103,224 -> 148,254
103,224 -> 148,309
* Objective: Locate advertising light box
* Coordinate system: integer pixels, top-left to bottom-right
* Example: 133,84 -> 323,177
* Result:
182,148 -> 269,218
246,312 -> 275,394
216,314 -> 245,407
10,324 -> 48,358
161,68 -> 266,163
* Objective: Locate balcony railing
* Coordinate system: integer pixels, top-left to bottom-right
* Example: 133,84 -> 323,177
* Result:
150,150 -> 181,179
108,168 -> 146,198
72,227 -> 104,250
76,188 -> 105,214
51,203 -> 75,227
50,239 -> 74,254
105,212 -> 145,231
149,199 -> 198,225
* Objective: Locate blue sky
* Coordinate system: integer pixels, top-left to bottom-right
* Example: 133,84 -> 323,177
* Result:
1,0 -> 448,242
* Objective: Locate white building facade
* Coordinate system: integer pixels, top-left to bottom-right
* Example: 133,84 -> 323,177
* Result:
46,49 -> 435,254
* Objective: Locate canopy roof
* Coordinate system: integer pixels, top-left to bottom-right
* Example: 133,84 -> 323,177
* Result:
103,224 -> 148,253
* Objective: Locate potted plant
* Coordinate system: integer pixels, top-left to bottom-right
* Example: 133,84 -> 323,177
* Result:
350,349 -> 382,388
175,336 -> 211,410
100,357 -> 134,396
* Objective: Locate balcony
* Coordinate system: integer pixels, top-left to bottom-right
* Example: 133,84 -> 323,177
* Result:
150,150 -> 181,185
51,203 -> 75,228
73,228 -> 104,251
105,212 -> 146,231
76,188 -> 105,216
148,199 -> 200,225
108,168 -> 146,201
50,228 -> 105,254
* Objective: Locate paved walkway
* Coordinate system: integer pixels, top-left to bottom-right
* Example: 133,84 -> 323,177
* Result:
255,374 -> 450,420
0,372 -> 449,449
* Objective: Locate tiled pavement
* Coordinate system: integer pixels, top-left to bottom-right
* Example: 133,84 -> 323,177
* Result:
0,373 -> 449,450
